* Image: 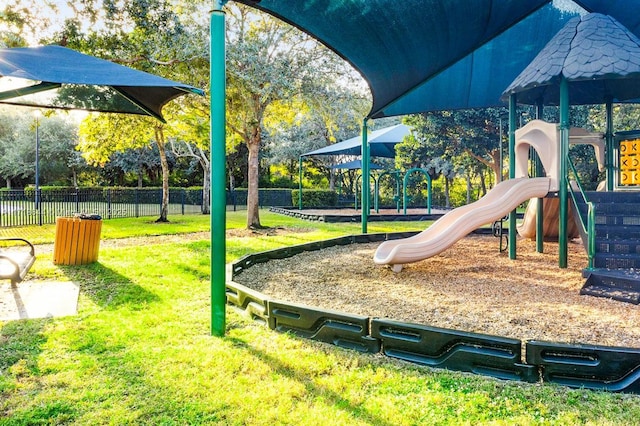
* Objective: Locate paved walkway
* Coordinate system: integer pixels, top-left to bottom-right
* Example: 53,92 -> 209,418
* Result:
0,281 -> 79,321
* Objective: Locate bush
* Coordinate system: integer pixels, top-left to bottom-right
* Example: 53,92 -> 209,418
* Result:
291,189 -> 338,208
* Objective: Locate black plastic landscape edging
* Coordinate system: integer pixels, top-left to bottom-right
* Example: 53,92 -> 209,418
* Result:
227,233 -> 640,393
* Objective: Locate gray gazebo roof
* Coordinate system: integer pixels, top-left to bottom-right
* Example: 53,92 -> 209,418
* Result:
503,13 -> 640,105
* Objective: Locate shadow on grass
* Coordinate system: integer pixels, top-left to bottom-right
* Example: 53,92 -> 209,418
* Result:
227,335 -> 397,426
0,318 -> 51,374
58,262 -> 160,310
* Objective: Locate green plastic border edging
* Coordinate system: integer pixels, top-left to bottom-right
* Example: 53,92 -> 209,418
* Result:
227,233 -> 640,393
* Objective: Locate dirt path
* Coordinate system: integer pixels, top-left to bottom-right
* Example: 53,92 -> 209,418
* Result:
34,231 -> 211,254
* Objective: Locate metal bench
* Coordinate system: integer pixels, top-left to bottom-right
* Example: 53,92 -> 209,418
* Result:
0,238 -> 36,285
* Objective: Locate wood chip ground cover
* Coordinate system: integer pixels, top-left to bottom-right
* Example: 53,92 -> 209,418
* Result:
234,235 -> 640,349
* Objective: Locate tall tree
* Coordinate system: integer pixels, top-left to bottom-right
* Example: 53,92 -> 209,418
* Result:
0,108 -> 83,188
78,113 -> 175,221
225,4 -> 359,228
51,0 -> 208,221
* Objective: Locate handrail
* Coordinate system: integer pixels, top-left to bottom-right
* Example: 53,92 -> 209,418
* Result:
566,156 -> 595,269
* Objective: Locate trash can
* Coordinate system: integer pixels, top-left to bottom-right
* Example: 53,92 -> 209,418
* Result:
53,214 -> 102,265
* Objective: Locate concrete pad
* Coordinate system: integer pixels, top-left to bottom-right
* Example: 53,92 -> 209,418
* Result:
0,281 -> 79,321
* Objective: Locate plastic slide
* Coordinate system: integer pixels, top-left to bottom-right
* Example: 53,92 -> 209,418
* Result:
517,197 -> 580,241
373,177 -> 551,272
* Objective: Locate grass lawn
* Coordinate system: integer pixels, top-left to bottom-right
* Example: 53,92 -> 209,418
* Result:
1,210 -> 639,425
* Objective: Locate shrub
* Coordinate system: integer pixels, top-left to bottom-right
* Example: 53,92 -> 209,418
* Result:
291,189 -> 338,208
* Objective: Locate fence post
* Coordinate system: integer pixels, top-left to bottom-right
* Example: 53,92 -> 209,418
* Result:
135,189 -> 139,217
37,188 -> 43,226
107,189 -> 112,220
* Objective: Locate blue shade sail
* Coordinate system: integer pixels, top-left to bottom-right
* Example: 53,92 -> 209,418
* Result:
302,124 -> 411,158
0,45 -> 204,120
330,160 -> 386,170
235,0 -> 640,116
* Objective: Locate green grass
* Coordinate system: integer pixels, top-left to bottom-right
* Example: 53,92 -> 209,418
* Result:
1,210 -> 639,425
0,215 -> 213,245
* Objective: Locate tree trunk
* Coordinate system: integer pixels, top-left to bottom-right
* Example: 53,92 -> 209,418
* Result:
479,169 -> 487,196
465,148 -> 503,182
466,172 -> 472,204
155,126 -> 170,223
329,167 -> 335,191
5,178 -> 10,189
138,170 -> 143,188
445,177 -> 451,208
246,126 -> 262,229
201,158 -> 211,215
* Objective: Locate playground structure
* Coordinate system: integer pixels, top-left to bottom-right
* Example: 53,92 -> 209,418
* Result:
517,126 -> 605,241
220,7 -> 640,392
374,120 -> 598,271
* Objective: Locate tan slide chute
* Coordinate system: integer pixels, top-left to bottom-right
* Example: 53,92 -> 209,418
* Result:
374,177 -> 551,272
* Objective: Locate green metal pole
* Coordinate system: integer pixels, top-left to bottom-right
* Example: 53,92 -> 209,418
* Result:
374,175 -> 379,213
210,0 -> 227,336
509,94 -> 517,259
559,77 -> 569,268
298,156 -> 303,209
535,102 -> 544,253
361,119 -> 369,233
499,118 -> 503,183
403,171 -> 408,216
427,175 -> 431,215
606,99 -> 614,191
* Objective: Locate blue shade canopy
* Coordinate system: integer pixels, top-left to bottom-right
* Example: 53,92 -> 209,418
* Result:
302,124 -> 411,158
330,160 -> 385,170
0,45 -> 204,121
503,13 -> 640,105
234,0 -> 640,117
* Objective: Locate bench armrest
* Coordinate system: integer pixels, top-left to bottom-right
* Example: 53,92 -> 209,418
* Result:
0,237 -> 35,256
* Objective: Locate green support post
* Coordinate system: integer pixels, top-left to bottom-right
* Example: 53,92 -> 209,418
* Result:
535,103 -> 544,253
374,174 -> 379,213
558,77 -> 569,268
298,156 -> 303,209
606,99 -> 614,191
361,119 -> 369,233
508,95 -> 517,259
210,1 -> 227,337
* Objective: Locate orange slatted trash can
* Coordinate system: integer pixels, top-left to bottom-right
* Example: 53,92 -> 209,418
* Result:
53,215 -> 102,265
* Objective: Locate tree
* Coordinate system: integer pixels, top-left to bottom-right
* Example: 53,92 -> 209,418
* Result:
78,113 -> 175,221
0,108 -> 83,188
225,4 -> 361,228
264,89 -> 368,189
165,98 -> 211,213
51,0 -> 208,222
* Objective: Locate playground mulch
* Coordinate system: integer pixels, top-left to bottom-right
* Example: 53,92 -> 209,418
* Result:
234,234 -> 640,349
